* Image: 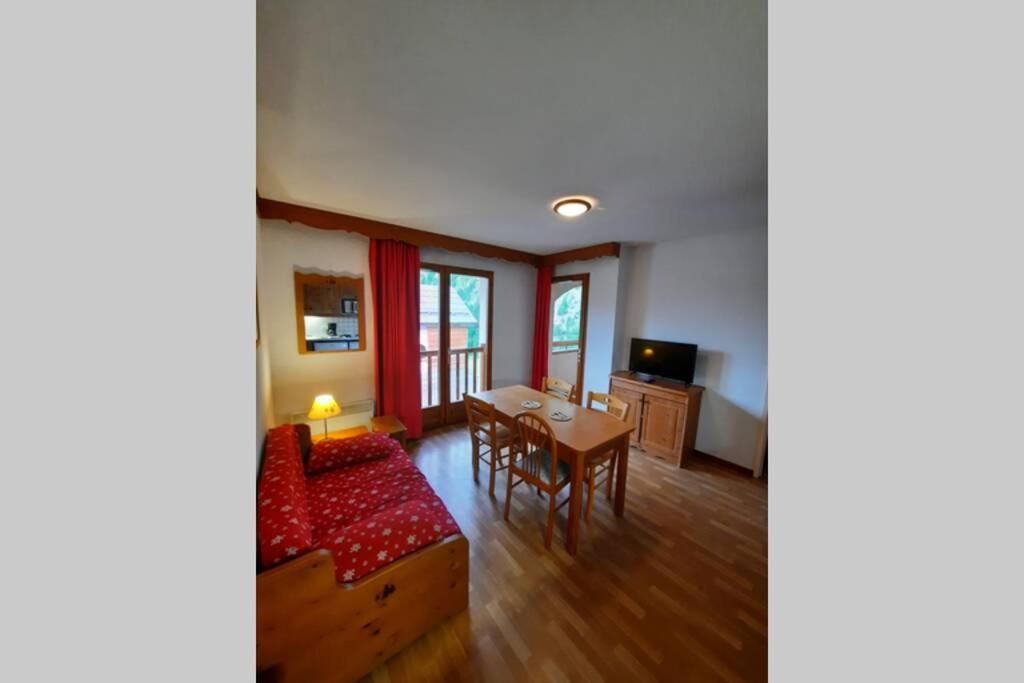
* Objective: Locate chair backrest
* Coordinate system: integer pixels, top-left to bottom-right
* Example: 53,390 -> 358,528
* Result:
511,412 -> 559,486
586,391 -> 630,422
464,394 -> 497,442
542,376 -> 576,402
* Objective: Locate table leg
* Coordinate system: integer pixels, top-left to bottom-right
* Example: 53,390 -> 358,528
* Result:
614,436 -> 629,516
566,452 -> 584,555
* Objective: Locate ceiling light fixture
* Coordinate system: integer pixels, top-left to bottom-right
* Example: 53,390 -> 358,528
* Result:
553,197 -> 593,218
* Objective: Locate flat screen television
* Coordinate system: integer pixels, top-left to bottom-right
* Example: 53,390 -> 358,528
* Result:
628,338 -> 697,384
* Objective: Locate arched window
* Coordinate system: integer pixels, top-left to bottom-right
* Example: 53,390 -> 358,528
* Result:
551,285 -> 582,352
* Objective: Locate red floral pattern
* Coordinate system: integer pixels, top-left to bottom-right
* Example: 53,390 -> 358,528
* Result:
307,467 -> 438,537
257,425 -> 314,567
257,424 -> 461,583
313,497 -> 460,583
317,447 -> 417,485
306,431 -> 403,475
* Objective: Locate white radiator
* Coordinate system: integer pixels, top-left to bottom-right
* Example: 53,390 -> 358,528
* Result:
290,398 -> 375,434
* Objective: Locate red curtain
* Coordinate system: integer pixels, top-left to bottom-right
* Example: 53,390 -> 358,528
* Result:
530,265 -> 553,390
369,239 -> 423,439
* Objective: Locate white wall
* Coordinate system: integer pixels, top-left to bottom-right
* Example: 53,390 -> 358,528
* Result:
256,216 -> 275,469
420,247 -> 534,389
256,335 -> 274,455
555,256 -> 621,403
614,227 -> 768,469
259,220 -> 376,424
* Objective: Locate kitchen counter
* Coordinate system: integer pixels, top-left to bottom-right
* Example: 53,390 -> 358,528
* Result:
305,337 -> 361,352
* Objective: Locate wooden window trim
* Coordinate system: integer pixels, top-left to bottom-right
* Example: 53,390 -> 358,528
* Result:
257,195 -> 619,267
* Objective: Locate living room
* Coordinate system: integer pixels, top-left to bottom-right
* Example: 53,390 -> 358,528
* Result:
257,219 -> 767,473
254,1 -> 767,679
7,2 -> 1021,683
255,218 -> 768,682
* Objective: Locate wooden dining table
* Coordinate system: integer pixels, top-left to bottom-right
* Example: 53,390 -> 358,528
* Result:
468,384 -> 634,555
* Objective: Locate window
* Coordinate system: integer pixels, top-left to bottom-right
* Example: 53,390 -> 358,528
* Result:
293,272 -> 366,354
418,264 -> 493,429
551,285 -> 582,353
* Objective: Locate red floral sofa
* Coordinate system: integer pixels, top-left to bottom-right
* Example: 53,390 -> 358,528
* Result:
256,424 -> 469,683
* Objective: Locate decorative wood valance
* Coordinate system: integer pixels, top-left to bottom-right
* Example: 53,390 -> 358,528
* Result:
257,194 -> 619,268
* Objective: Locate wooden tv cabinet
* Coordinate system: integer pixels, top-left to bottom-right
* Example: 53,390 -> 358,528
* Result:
608,371 -> 704,467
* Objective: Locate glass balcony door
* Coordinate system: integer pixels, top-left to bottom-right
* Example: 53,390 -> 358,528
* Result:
419,264 -> 493,430
418,266 -> 444,431
445,269 -> 491,424
549,274 -> 589,404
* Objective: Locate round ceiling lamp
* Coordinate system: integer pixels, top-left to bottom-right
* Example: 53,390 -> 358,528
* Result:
553,197 -> 593,218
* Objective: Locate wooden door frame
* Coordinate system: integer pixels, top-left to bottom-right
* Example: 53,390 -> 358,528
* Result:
550,273 -> 589,404
420,263 -> 495,428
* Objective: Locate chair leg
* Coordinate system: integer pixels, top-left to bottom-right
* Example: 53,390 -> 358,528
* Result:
605,456 -> 616,500
471,438 -> 480,483
585,466 -> 596,522
503,467 -> 514,522
488,445 -> 498,497
544,488 -> 557,549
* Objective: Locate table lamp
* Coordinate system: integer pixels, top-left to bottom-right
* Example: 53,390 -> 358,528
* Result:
308,394 -> 341,439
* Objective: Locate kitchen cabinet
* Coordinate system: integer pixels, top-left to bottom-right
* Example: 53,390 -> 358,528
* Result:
303,283 -> 341,316
294,272 -> 366,354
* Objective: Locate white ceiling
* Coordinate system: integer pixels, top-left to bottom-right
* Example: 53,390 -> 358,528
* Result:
257,1 -> 766,254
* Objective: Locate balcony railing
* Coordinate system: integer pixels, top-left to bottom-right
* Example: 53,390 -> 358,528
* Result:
551,339 -> 580,353
420,345 -> 487,407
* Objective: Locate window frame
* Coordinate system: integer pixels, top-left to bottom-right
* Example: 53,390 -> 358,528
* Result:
549,273 -> 589,401
550,284 -> 584,351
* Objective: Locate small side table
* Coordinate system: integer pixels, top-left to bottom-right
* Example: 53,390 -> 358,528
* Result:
371,415 -> 407,448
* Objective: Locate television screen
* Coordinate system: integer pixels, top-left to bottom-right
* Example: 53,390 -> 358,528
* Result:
628,338 -> 697,384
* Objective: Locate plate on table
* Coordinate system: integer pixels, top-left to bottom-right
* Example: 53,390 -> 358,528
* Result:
521,400 -> 541,409
549,410 -> 572,422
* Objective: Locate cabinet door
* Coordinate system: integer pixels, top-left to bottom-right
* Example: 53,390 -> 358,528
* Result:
331,285 -> 347,316
303,283 -> 325,315
304,284 -> 343,316
610,383 -> 644,446
640,395 -> 685,458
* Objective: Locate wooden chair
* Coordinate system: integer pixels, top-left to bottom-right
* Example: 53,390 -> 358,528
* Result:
541,376 -> 577,403
503,412 -> 572,549
584,391 -> 630,521
465,394 -> 513,497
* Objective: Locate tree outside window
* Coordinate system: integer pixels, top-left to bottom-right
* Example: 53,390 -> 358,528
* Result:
452,275 -> 482,348
551,286 -> 581,352
420,269 -> 484,349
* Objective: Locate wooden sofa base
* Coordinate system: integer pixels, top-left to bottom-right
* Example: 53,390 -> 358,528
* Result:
257,535 -> 469,683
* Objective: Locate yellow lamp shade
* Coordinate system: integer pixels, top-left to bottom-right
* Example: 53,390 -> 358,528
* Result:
308,394 -> 341,420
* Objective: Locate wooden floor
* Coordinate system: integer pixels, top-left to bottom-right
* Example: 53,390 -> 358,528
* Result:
357,426 -> 767,683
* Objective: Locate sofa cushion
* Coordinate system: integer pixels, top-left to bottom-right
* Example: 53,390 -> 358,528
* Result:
315,446 -> 417,485
257,425 -> 314,567
313,497 -> 461,583
306,431 -> 402,475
